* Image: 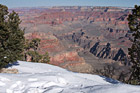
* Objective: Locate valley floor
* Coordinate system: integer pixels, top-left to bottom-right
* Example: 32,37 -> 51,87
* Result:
0,61 -> 140,93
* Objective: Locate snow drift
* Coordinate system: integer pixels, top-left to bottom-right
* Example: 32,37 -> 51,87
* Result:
0,61 -> 140,93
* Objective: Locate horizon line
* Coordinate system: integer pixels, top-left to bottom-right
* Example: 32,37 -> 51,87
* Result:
9,5 -> 133,9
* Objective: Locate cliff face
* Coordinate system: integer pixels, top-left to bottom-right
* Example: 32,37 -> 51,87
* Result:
56,26 -> 129,62
90,42 -> 126,61
10,6 -> 132,73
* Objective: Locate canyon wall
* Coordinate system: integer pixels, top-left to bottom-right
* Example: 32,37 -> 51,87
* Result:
10,6 -> 132,72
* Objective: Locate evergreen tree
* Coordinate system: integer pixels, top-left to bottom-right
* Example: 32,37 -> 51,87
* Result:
29,38 -> 40,51
24,39 -> 30,61
27,51 -> 42,62
127,5 -> 140,85
0,4 -> 25,69
41,52 -> 50,63
24,38 -> 50,63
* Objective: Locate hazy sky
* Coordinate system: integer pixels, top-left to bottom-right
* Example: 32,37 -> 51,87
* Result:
0,0 -> 139,8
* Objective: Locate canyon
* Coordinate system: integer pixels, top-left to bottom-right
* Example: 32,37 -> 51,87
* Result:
10,6 -> 132,73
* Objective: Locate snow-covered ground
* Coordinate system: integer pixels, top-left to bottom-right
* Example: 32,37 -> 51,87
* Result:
0,61 -> 140,93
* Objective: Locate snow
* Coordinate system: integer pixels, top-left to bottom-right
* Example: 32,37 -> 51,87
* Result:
0,61 -> 140,93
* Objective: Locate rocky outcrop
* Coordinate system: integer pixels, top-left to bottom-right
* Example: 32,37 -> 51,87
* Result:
113,48 -> 126,61
90,42 -> 126,61
0,68 -> 18,74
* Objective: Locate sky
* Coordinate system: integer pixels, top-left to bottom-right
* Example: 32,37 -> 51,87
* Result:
0,0 -> 139,8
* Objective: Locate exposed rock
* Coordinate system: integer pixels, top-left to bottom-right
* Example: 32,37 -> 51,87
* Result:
113,48 -> 126,61
90,42 -> 126,61
0,68 -> 18,74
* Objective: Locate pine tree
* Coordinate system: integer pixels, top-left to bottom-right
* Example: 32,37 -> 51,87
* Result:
41,52 -> 50,63
27,51 -> 42,62
127,5 -> 140,85
30,38 -> 40,51
24,38 -> 50,63
0,4 -> 25,69
24,38 -> 40,61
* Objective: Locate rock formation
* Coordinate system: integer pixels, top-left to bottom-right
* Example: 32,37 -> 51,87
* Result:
90,42 -> 126,61
9,6 -> 132,73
